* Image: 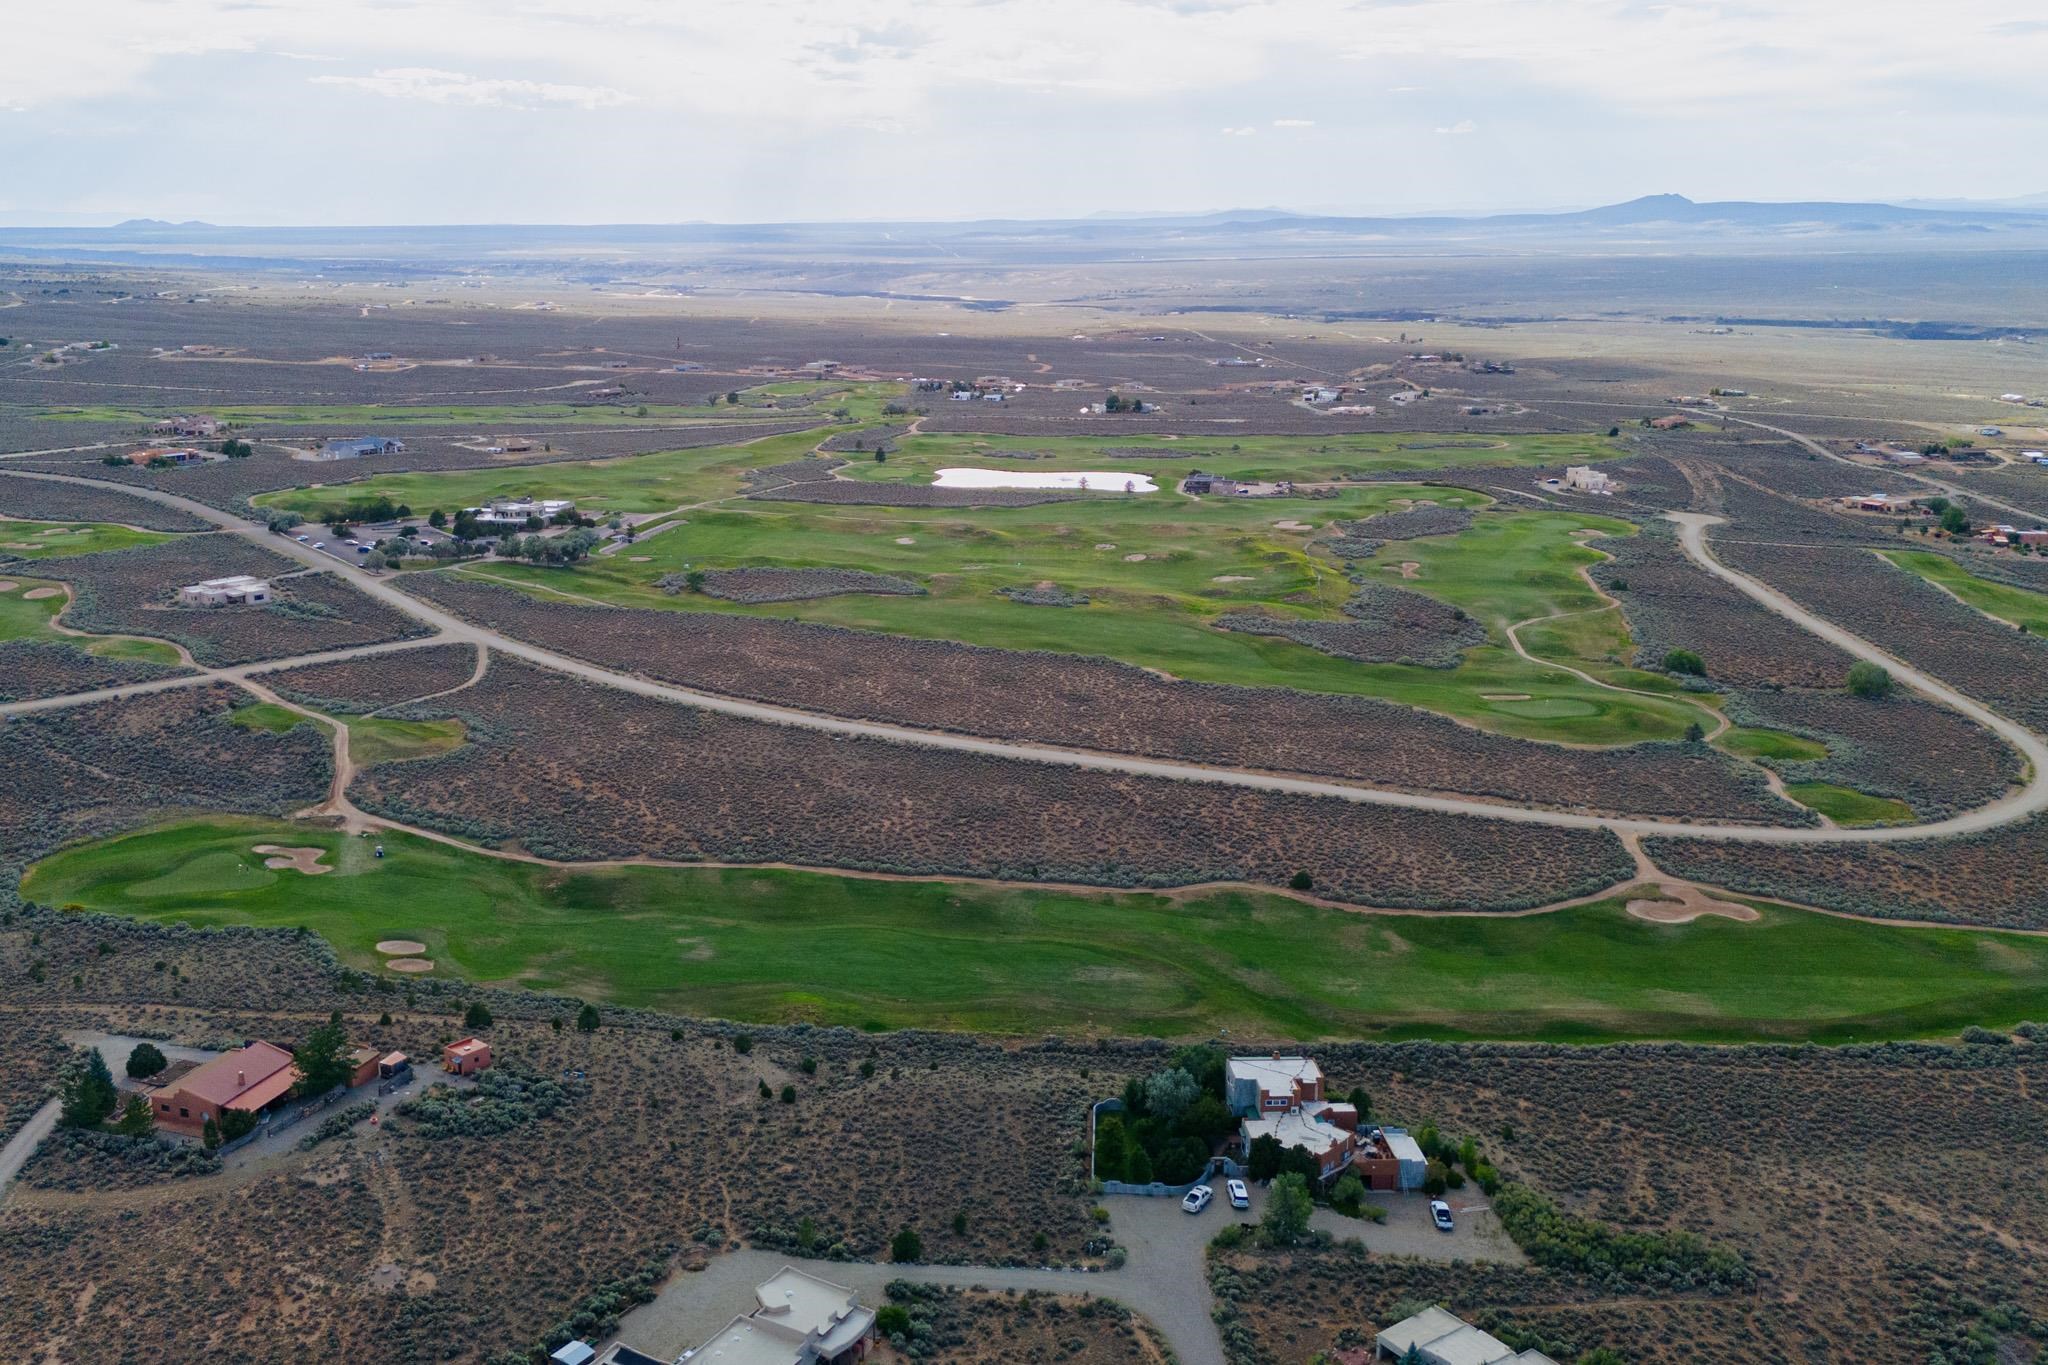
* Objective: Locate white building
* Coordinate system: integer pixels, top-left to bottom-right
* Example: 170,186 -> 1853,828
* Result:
685,1266 -> 876,1365
178,575 -> 271,607
1376,1306 -> 1559,1364
463,497 -> 576,528
1562,465 -> 1612,494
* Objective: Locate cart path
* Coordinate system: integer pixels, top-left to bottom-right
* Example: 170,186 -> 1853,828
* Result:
3,468 -> 2044,847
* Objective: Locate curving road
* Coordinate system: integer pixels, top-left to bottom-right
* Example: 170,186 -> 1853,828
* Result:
2,467 -> 2042,846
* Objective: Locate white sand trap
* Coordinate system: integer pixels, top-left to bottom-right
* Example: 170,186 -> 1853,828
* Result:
895,536 -> 916,545
386,957 -> 436,973
375,939 -> 428,956
36,528 -> 70,536
1272,520 -> 1313,531
2,542 -> 38,550
0,581 -> 17,592
1626,886 -> 1761,924
252,844 -> 330,875
1389,561 -> 1421,579
628,555 -> 652,562
1213,575 -> 1254,582
1481,693 -> 1532,701
22,587 -> 60,599
1123,553 -> 1148,562
932,467 -> 1157,493
1094,543 -> 1116,551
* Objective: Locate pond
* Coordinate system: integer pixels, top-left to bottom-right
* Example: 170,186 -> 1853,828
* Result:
932,467 -> 1158,493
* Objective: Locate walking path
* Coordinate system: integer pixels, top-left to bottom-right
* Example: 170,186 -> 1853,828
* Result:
2,467 -> 2043,847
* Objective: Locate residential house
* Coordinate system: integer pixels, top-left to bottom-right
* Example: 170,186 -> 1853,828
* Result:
462,497 -> 576,529
178,575 -> 271,607
1561,465 -> 1612,494
1374,1306 -> 1559,1364
143,1040 -> 300,1138
314,436 -> 404,461
1841,493 -> 1918,515
443,1038 -> 492,1076
1227,1055 -> 1324,1117
1242,1106 -> 1358,1181
152,415 -> 223,438
1648,414 -> 1690,430
684,1266 -> 876,1365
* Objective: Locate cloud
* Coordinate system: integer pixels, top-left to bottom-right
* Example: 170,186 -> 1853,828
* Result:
1435,119 -> 1476,135
1220,125 -> 1256,136
311,67 -> 631,110
1271,117 -> 1315,127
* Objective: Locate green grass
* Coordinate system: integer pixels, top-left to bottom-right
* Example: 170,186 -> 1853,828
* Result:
845,430 -> 1627,485
1719,727 -> 1829,762
1883,549 -> 2048,634
0,520 -> 172,558
1785,782 -> 1916,826
0,578 -> 67,641
27,816 -> 2048,1043
82,636 -> 183,665
435,491 -> 1712,745
229,701 -> 316,734
347,716 -> 465,766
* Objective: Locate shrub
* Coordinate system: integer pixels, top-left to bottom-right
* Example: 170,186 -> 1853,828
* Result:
1262,1173 -> 1314,1247
890,1226 -> 923,1263
1330,1173 -> 1368,1216
1663,648 -> 1706,676
576,1002 -> 600,1032
1847,660 -> 1894,699
125,1042 -> 168,1080
1494,1182 -> 1753,1291
1289,870 -> 1314,892
732,1033 -> 754,1054
875,1304 -> 911,1338
780,1085 -> 796,1104
464,1001 -> 493,1030
1960,1025 -> 2011,1046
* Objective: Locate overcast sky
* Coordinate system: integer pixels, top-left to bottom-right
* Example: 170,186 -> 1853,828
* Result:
4,0 -> 2043,225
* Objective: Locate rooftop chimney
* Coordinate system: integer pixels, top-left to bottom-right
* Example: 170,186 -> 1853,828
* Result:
236,1070 -> 245,1087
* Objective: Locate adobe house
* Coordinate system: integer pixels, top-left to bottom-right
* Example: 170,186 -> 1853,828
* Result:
443,1037 -> 492,1076
146,1040 -> 299,1137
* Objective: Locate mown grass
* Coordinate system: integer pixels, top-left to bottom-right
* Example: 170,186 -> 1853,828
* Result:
229,701 -> 315,734
1785,781 -> 1916,826
347,716 -> 465,766
0,520 -> 172,558
0,578 -> 67,641
1883,549 -> 2048,634
26,817 -> 2048,1044
1719,727 -> 1829,762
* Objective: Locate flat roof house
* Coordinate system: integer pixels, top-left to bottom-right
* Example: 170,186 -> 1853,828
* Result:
1375,1305 -> 1559,1364
443,1037 -> 492,1076
1243,1106 -> 1358,1181
178,575 -> 271,607
683,1266 -> 876,1365
146,1040 -> 299,1137
1227,1055 -> 1324,1117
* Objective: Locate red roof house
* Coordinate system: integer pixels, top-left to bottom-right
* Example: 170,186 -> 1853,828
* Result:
147,1040 -> 299,1137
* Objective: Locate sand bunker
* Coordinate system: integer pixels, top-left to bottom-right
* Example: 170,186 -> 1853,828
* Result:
1626,884 -> 1761,924
933,467 -> 1157,493
1481,693 -> 1532,701
386,957 -> 436,973
253,844 -> 330,875
1272,520 -> 1313,531
23,587 -> 60,600
895,537 -> 916,545
0,581 -> 16,592
1389,561 -> 1421,579
1123,553 -> 1148,562
375,939 -> 428,956
628,555 -> 652,562
1094,543 -> 1116,551
2,542 -> 38,550
1213,575 -> 1254,583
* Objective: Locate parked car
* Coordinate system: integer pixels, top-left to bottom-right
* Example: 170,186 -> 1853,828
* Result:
313,541 -> 326,549
1226,1179 -> 1250,1209
1430,1200 -> 1455,1232
1182,1185 -> 1214,1214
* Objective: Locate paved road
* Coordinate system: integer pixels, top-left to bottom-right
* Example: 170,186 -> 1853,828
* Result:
3,467 -> 2043,847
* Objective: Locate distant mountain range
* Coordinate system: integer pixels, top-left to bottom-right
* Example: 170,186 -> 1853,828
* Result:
3,195 -> 2046,270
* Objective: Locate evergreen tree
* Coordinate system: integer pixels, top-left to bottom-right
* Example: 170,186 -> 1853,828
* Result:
293,1011 -> 352,1096
59,1049 -> 117,1128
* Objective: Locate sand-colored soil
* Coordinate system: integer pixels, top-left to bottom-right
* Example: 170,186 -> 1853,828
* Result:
1272,520 -> 1313,531
1123,553 -> 1148,562
1389,561 -> 1421,579
252,844 -> 331,875
1212,575 -> 1254,583
2,542 -> 39,550
1481,693 -> 1533,701
628,555 -> 652,562
22,587 -> 60,599
1094,542 -> 1116,550
385,957 -> 436,973
375,939 -> 428,955
1626,884 -> 1761,924
895,537 -> 917,545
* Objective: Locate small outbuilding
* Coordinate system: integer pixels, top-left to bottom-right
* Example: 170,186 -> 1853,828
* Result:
443,1037 -> 492,1076
549,1342 -> 596,1365
178,575 -> 271,607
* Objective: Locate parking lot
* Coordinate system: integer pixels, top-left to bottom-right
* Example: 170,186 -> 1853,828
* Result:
1117,1176 -> 1525,1267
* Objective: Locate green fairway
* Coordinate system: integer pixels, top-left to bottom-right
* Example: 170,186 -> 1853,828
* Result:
346,715 -> 465,765
842,430 -> 1626,485
230,701 -> 317,734
27,816 -> 2048,1043
1785,781 -> 1916,826
1883,549 -> 2048,634
1719,727 -> 1829,762
429,487 -> 1716,744
0,519 -> 172,558
0,577 -> 68,641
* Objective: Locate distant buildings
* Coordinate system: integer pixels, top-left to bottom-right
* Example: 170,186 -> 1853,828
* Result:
1841,493 -> 1919,515
1648,414 -> 1691,430
178,575 -> 271,607
685,1266 -> 876,1365
152,415 -> 223,438
1370,1306 -> 1560,1364
462,497 -> 576,529
1182,471 -> 1293,498
1562,466 -> 1613,494
126,447 -> 211,466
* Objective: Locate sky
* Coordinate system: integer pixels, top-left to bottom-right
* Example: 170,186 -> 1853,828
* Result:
3,0 -> 2044,225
